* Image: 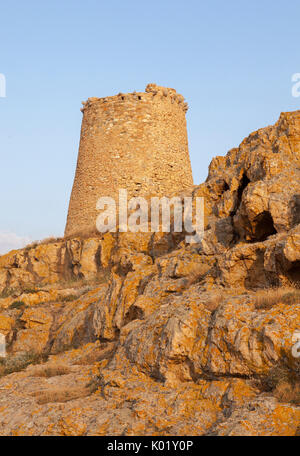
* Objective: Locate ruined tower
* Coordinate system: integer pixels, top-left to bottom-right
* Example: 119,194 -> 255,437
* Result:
65,83 -> 194,237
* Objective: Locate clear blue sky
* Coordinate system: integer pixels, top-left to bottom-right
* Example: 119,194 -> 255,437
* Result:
0,0 -> 300,252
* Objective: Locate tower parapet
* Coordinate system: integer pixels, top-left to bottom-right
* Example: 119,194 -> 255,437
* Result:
65,83 -> 193,237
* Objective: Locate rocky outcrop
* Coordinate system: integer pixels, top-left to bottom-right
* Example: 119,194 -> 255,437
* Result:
0,110 -> 299,436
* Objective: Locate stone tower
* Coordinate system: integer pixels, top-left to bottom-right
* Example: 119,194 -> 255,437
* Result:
65,83 -> 194,237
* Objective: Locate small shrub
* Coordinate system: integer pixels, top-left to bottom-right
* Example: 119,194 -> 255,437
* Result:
9,301 -> 26,310
61,270 -> 110,291
60,294 -> 79,303
86,373 -> 104,395
22,287 -> 40,294
24,241 -> 39,250
259,360 -> 300,405
24,237 -> 62,252
273,381 -> 300,405
0,351 -> 48,377
0,288 -> 17,299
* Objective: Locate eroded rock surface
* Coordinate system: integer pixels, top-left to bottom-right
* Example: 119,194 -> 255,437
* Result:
0,111 -> 299,435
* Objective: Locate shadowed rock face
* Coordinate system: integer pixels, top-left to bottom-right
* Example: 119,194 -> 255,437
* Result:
0,110 -> 299,436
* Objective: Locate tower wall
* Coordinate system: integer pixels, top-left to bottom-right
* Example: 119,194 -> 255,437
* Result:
65,84 -> 194,237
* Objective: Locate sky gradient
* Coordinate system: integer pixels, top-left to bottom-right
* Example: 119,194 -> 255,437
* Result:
1,0 -> 300,253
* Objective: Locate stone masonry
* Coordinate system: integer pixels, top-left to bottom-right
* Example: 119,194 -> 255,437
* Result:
65,83 -> 194,237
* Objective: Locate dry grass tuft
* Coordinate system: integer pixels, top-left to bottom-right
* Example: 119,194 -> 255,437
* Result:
273,381 -> 300,404
25,236 -> 63,250
75,351 -> 106,366
60,270 -> 111,291
203,293 -> 223,312
75,343 -> 116,366
64,228 -> 101,241
31,363 -> 71,378
254,288 -> 300,310
60,294 -> 80,303
40,236 -> 63,244
0,352 -> 48,378
183,267 -> 210,288
0,288 -> 18,299
259,360 -> 300,405
31,386 -> 91,404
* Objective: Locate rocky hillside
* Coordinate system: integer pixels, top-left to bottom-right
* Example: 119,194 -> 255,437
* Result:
0,111 -> 299,436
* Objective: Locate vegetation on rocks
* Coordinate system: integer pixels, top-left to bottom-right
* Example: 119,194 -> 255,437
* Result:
0,110 -> 299,435
0,351 -> 48,377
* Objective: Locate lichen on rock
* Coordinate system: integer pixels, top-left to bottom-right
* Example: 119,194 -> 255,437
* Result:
0,109 -> 299,436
